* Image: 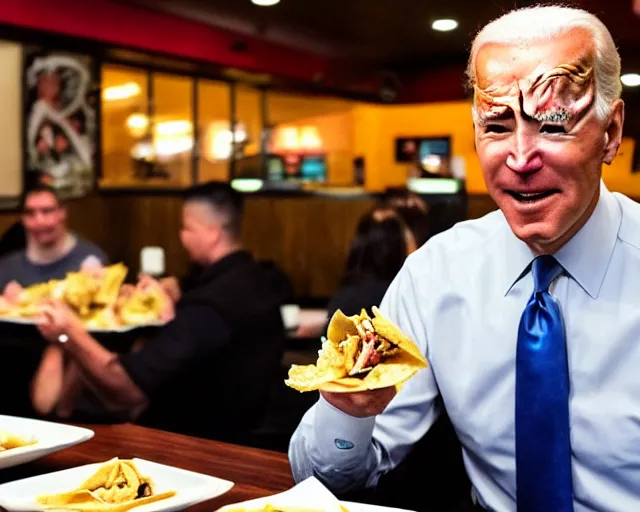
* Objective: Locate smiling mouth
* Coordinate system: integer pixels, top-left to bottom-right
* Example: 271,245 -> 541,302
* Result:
506,190 -> 559,203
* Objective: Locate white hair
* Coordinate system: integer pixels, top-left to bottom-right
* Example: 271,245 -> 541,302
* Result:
467,5 -> 622,121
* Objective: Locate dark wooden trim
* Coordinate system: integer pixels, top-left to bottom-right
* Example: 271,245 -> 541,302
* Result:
191,76 -> 199,185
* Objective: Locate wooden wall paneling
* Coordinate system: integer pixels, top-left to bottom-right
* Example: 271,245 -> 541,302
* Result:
467,194 -> 498,220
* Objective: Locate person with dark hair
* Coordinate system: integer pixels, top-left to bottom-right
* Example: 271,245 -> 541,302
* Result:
0,172 -> 55,259
326,207 -> 411,320
0,181 -> 106,294
33,181 -> 286,443
393,205 -> 431,249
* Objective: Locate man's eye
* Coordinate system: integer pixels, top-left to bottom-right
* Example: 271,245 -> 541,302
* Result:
484,124 -> 510,134
540,124 -> 567,134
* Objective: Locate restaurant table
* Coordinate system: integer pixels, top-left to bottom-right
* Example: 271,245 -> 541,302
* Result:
0,423 -> 294,511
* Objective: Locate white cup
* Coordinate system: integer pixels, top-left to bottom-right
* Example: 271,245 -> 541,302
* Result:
140,247 -> 166,276
280,304 -> 301,330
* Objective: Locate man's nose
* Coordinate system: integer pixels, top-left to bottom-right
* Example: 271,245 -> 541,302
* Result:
506,128 -> 543,174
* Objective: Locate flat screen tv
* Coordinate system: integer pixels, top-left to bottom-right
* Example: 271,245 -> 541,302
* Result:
395,136 -> 451,163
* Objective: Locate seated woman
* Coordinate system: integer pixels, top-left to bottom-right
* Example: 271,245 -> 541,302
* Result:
326,207 -> 413,319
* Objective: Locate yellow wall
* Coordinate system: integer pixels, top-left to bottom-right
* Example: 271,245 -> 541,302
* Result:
269,93 -> 355,185
353,100 -> 638,194
353,101 -> 485,192
601,138 -> 638,195
0,41 -> 24,197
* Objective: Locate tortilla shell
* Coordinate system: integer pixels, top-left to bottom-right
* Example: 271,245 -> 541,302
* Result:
38,489 -> 176,512
285,364 -> 346,392
318,351 -> 424,393
326,309 -> 358,344
371,306 -> 427,367
285,307 -> 428,393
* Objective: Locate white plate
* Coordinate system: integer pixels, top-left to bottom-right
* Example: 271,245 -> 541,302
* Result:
341,501 -> 414,512
0,416 -> 94,470
218,477 -> 414,512
0,458 -> 234,511
0,316 -> 164,333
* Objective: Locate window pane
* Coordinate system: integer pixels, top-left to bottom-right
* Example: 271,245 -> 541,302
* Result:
234,85 -> 262,162
100,64 -> 148,188
151,73 -> 193,187
268,91 -> 354,184
197,80 -> 231,183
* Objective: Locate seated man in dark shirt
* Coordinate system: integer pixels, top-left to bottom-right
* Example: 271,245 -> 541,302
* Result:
0,184 -> 107,293
35,182 -> 287,443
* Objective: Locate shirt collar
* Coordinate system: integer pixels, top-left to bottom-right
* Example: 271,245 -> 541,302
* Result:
502,181 -> 621,298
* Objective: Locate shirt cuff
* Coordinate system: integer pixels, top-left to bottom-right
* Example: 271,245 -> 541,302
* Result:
313,396 -> 376,461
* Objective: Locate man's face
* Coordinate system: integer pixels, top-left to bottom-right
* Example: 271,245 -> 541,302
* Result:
474,28 -> 624,253
22,191 -> 66,248
179,202 -> 220,265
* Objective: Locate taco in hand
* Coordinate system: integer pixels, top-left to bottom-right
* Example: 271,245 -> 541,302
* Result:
285,306 -> 427,393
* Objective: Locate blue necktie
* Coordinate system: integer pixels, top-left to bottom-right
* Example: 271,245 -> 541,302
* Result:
516,255 -> 573,511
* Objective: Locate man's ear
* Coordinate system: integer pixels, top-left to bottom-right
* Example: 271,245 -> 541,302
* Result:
603,99 -> 625,165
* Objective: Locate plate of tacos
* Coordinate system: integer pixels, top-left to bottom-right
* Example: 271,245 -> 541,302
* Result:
0,263 -> 169,333
285,307 -> 428,393
0,457 -> 234,511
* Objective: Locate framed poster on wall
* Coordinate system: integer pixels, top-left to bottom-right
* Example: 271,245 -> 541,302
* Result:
24,46 -> 99,199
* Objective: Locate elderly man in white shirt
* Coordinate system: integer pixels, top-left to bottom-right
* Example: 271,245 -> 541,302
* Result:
288,6 -> 635,511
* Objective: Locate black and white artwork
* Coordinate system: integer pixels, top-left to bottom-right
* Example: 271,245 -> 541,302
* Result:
24,48 -> 98,198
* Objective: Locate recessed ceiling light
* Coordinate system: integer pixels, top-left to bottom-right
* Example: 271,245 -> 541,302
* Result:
432,19 -> 458,32
251,0 -> 280,5
621,73 -> 640,87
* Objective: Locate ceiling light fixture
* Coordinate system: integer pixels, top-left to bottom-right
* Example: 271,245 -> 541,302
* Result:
432,19 -> 458,32
251,0 -> 280,5
621,73 -> 640,87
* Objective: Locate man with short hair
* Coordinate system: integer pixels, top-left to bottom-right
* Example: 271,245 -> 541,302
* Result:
35,182 -> 286,443
289,6 -> 635,510
0,184 -> 106,292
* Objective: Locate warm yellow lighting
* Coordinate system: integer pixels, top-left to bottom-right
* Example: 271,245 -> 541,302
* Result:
621,73 -> 640,87
103,82 -> 141,101
155,120 -> 192,137
299,126 -> 322,150
203,121 -> 248,161
278,127 -> 300,151
421,154 -> 442,173
432,19 -> 458,32
154,136 -> 194,157
126,113 -> 149,137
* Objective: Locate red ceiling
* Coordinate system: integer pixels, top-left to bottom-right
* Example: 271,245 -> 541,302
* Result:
0,0 -> 336,85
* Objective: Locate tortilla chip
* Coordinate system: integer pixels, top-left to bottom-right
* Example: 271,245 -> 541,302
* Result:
94,264 -> 128,306
285,307 -> 428,393
318,351 -> 423,393
285,364 -> 346,392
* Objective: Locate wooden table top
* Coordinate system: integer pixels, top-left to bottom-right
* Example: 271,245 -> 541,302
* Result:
0,422 -> 294,511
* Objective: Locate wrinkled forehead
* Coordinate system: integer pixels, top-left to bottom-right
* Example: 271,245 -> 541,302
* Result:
473,28 -> 596,125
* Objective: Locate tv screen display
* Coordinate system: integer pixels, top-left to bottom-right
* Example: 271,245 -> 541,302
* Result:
300,155 -> 326,182
395,136 -> 451,163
